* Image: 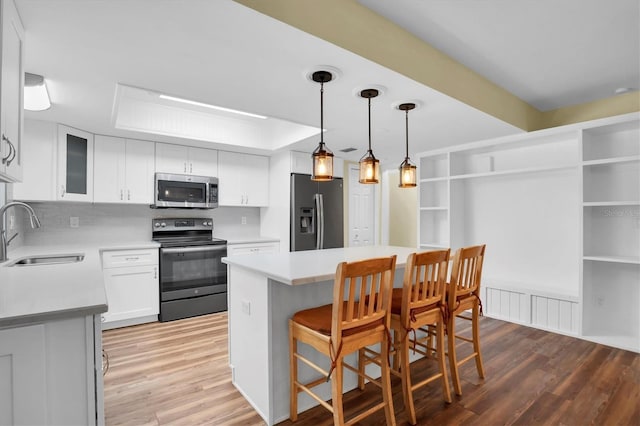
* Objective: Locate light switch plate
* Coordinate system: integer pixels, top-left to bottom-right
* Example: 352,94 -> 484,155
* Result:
70,216 -> 79,228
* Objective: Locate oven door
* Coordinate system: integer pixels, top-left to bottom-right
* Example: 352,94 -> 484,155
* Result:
159,245 -> 227,301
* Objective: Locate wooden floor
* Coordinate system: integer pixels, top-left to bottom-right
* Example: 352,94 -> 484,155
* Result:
103,313 -> 640,426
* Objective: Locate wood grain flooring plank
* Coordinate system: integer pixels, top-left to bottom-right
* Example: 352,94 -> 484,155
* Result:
103,313 -> 639,426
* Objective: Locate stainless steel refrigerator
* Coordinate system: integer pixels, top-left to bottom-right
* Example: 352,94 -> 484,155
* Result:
290,173 -> 344,251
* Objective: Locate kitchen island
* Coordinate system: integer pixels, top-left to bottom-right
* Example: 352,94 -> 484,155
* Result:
223,245 -> 417,425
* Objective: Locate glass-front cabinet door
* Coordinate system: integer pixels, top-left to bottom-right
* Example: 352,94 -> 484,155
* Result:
57,125 -> 94,201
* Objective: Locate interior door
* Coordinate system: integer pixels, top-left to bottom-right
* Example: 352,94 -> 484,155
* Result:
348,165 -> 375,246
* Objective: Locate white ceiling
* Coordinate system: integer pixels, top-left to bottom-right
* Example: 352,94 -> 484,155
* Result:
15,0 -> 638,168
359,0 -> 640,111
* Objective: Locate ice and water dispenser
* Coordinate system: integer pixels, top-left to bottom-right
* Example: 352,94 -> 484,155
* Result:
298,207 -> 314,234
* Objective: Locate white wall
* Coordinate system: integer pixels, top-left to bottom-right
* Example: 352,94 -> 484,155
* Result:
12,202 -> 261,247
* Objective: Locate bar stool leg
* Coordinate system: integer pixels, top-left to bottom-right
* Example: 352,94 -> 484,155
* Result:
472,303 -> 485,378
400,331 -> 416,425
331,357 -> 344,425
289,321 -> 298,421
437,320 -> 452,403
381,339 -> 397,426
448,316 -> 463,396
357,348 -> 366,390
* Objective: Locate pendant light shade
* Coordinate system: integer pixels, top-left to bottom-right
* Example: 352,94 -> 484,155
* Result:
358,89 -> 380,184
310,71 -> 334,181
398,103 -> 417,187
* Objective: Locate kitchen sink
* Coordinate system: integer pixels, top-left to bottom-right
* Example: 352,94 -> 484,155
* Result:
8,254 -> 85,267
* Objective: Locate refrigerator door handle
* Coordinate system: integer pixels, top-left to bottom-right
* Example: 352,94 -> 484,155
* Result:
314,193 -> 325,249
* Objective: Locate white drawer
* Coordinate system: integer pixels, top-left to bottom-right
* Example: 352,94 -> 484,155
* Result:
102,249 -> 158,268
227,242 -> 279,256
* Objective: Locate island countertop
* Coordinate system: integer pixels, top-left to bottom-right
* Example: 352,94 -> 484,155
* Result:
222,245 -> 418,285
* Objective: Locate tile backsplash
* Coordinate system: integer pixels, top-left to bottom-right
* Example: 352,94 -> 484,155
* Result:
14,202 -> 261,247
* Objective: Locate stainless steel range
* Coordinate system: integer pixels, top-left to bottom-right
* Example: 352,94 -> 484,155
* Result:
152,218 -> 227,322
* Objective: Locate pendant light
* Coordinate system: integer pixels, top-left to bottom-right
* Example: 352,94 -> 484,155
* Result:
358,89 -> 380,184
311,70 -> 334,181
398,103 -> 417,187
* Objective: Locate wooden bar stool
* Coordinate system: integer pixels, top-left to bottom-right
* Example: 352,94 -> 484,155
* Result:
359,249 -> 452,425
447,244 -> 487,396
289,255 -> 397,426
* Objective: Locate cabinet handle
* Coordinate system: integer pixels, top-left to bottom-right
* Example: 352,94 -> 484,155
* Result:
120,189 -> 123,201
61,185 -> 66,198
190,163 -> 193,173
127,190 -> 131,201
183,162 -> 187,173
1,134 -> 12,165
125,256 -> 139,261
245,195 -> 248,205
154,267 -> 157,279
6,139 -> 16,167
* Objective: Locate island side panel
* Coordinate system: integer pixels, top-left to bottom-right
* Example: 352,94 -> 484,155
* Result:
228,265 -> 271,421
268,268 -> 405,424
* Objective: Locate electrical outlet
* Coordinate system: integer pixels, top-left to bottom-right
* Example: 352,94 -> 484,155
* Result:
241,300 -> 251,315
596,296 -> 605,307
241,216 -> 247,225
70,216 -> 79,228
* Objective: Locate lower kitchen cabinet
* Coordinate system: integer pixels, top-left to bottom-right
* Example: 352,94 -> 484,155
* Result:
0,315 -> 104,425
101,248 -> 159,329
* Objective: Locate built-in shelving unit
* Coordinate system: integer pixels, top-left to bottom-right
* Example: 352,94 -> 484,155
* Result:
580,119 -> 640,352
417,112 -> 640,352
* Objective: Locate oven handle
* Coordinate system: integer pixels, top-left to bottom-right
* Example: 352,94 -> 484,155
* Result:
161,245 -> 227,254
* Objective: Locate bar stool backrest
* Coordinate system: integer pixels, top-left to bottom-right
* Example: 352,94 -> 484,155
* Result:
448,245 -> 486,311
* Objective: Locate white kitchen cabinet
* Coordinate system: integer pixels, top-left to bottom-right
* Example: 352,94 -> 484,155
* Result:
156,142 -> 217,176
0,316 -> 103,425
0,0 -> 25,183
94,135 -> 155,204
227,240 -> 279,256
218,151 -> 269,206
57,124 -> 94,202
101,248 -> 159,329
10,119 -> 56,201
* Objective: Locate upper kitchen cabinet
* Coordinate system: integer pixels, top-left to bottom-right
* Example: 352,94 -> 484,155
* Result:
11,119 -> 56,201
0,0 -> 25,183
156,143 -> 217,177
218,151 -> 268,207
94,136 -> 155,204
57,125 -> 94,202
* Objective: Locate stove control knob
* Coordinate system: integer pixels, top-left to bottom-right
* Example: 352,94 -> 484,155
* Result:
207,221 -> 212,226
202,221 -> 208,226
154,223 -> 161,228
160,222 -> 167,228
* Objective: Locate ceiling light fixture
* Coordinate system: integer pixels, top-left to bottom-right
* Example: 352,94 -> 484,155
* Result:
358,88 -> 380,184
398,103 -> 417,188
310,70 -> 334,181
24,73 -> 51,111
159,94 -> 267,119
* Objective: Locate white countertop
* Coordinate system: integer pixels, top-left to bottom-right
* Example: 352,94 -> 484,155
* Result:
223,245 -> 417,285
0,241 -> 159,327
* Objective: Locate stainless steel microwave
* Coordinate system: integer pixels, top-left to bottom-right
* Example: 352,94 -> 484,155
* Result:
154,173 -> 218,209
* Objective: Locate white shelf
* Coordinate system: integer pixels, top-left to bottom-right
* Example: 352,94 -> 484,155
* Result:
419,206 -> 448,211
583,201 -> 639,206
449,164 -> 577,181
583,255 -> 640,265
419,176 -> 448,183
583,155 -> 640,166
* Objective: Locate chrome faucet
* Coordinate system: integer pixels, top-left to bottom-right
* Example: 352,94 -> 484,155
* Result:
0,201 -> 41,262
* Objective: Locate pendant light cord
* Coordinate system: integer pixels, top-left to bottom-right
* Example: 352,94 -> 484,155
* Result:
368,97 -> 372,151
405,109 -> 409,160
320,82 -> 324,145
